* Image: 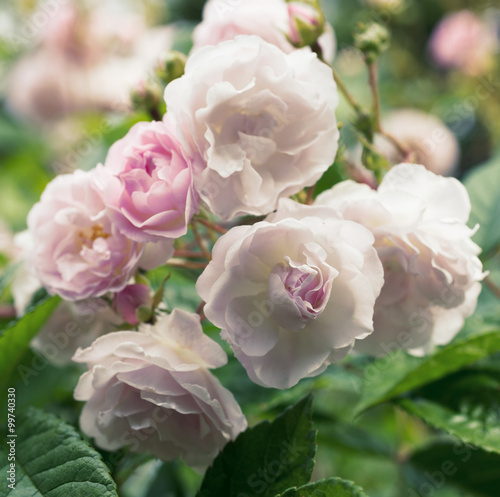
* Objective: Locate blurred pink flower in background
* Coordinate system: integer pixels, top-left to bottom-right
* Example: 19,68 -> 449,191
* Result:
429,10 -> 498,76
374,109 -> 460,176
6,0 -> 173,123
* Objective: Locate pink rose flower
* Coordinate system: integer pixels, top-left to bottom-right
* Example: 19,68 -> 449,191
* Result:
97,120 -> 199,243
197,201 -> 383,389
165,35 -> 339,220
316,163 -> 485,355
192,0 -> 336,62
429,10 -> 498,76
73,309 -> 247,468
27,169 -> 146,301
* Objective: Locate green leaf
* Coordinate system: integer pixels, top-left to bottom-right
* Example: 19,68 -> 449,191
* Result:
399,397 -> 500,455
408,441 -> 500,497
0,296 -> 60,394
277,477 -> 368,497
354,329 -> 500,415
464,156 -> 500,256
197,395 -> 316,497
0,407 -> 118,497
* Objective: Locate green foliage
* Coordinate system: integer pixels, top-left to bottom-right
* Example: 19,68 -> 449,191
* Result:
0,407 -> 118,497
464,155 -> 500,258
408,441 -> 500,497
355,329 -> 500,415
277,478 -> 368,497
400,398 -> 500,455
197,396 -> 316,497
0,296 -> 60,396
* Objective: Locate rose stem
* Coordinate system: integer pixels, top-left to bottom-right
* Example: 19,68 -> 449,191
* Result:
196,218 -> 228,235
484,276 -> 500,301
167,259 -> 208,270
191,221 -> 212,261
368,61 -> 382,132
173,250 -> 206,259
305,186 -> 315,205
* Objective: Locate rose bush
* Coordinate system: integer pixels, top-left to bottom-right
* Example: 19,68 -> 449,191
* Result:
73,309 -> 247,468
164,35 -> 339,220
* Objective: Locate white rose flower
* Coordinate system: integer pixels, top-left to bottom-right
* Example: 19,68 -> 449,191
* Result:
164,35 -> 339,220
196,202 -> 383,389
192,0 -> 336,63
316,163 -> 485,356
73,309 -> 247,469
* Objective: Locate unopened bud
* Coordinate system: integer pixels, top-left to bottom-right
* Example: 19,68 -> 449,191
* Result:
354,22 -> 390,63
156,50 -> 187,86
287,1 -> 325,48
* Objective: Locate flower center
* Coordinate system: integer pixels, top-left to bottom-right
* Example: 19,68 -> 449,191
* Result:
267,252 -> 337,331
78,224 -> 110,248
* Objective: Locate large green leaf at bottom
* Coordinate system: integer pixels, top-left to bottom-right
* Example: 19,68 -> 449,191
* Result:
197,396 -> 316,497
0,407 -> 117,497
277,478 -> 368,497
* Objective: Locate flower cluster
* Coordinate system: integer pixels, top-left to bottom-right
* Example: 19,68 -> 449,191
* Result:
16,0 -> 485,473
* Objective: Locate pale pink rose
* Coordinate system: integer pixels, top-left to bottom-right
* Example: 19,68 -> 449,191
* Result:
374,109 -> 460,176
165,35 -> 340,220
97,120 -> 199,243
192,0 -> 336,62
27,170 -> 146,301
73,309 -> 247,468
196,201 -> 383,389
429,10 -> 498,76
316,163 -> 485,355
32,298 -> 122,366
112,284 -> 152,326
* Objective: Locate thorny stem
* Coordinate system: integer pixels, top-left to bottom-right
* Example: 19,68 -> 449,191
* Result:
484,276 -> 500,301
167,259 -> 208,271
367,59 -> 412,159
173,250 -> 206,259
368,61 -> 381,132
191,221 -> 212,261
330,65 -> 365,115
195,217 -> 228,235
